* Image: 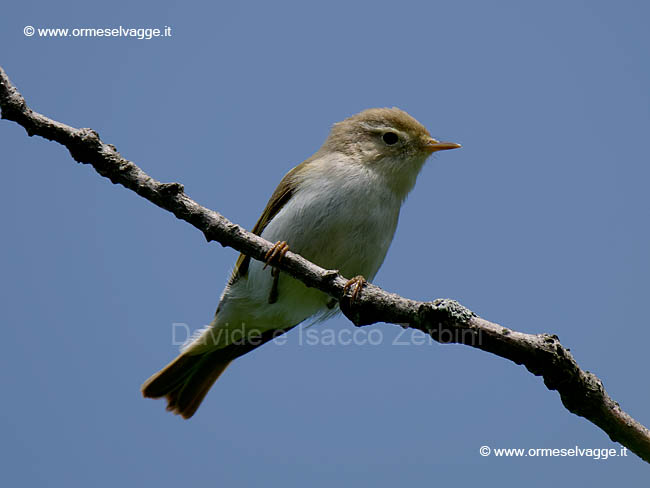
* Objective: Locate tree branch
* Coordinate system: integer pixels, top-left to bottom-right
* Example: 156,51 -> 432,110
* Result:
2,66 -> 648,462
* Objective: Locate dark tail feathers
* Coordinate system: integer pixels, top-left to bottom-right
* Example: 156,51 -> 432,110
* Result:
142,327 -> 292,418
141,350 -> 231,419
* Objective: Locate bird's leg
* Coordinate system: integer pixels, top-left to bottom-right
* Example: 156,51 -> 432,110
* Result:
343,275 -> 367,304
268,267 -> 280,304
263,241 -> 290,270
264,241 -> 289,304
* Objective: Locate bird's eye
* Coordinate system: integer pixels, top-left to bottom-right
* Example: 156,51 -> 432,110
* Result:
382,132 -> 399,145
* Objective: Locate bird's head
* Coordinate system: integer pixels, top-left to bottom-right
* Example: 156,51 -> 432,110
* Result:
321,107 -> 460,198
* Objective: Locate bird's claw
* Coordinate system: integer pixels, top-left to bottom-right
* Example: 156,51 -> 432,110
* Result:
343,275 -> 367,304
264,241 -> 290,270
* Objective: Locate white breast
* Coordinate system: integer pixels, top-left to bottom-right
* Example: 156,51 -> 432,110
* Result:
210,154 -> 403,341
262,155 -> 401,278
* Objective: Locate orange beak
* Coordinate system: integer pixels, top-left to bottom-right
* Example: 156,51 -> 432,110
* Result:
425,138 -> 462,152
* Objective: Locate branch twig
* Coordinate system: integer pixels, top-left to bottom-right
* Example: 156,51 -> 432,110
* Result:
2,66 -> 648,462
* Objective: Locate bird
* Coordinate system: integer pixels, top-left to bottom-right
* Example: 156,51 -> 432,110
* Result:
141,107 -> 460,418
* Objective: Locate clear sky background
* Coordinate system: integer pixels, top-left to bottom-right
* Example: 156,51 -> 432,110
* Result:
1,0 -> 649,485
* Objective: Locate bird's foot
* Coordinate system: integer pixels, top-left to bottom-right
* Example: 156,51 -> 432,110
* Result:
263,241 -> 289,270
343,275 -> 367,304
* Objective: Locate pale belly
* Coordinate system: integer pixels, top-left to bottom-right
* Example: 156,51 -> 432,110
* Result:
188,165 -> 402,351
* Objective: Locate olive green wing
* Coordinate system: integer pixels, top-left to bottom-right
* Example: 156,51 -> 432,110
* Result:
228,161 -> 310,285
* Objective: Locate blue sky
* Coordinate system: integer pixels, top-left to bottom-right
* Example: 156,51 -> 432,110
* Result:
1,0 -> 649,485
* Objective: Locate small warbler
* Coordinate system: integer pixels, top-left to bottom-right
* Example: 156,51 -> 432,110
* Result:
142,107 -> 460,418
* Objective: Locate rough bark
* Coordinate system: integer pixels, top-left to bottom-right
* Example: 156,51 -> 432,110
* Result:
1,66 -> 648,462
